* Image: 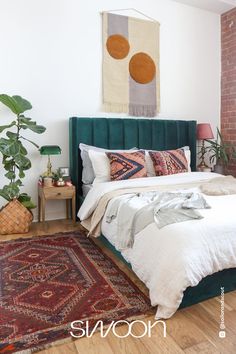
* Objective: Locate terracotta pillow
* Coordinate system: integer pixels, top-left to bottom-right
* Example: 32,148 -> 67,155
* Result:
149,149 -> 188,176
106,150 -> 147,181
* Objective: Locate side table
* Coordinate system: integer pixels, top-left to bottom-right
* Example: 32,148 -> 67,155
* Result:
38,184 -> 76,223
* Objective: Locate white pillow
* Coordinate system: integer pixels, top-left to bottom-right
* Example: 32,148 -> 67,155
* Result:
146,146 -> 191,177
80,143 -> 101,184
89,149 -> 139,184
182,146 -> 191,172
80,143 -> 137,184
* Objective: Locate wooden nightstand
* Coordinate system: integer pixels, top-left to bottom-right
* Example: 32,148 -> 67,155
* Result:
38,184 -> 76,223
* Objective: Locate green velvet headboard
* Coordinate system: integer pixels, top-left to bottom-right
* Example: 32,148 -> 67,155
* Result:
69,117 -> 197,212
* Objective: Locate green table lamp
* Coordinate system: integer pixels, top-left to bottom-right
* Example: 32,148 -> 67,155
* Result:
39,145 -> 61,177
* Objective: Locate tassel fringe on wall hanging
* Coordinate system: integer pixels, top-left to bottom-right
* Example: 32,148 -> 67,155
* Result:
102,9 -> 160,117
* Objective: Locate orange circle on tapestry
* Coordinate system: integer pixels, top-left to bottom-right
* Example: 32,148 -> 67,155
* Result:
106,34 -> 130,59
129,52 -> 156,84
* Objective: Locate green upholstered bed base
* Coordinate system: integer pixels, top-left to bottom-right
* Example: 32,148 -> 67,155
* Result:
69,117 -> 236,310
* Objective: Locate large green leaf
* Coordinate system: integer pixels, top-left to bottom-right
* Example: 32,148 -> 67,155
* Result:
15,179 -> 23,186
19,141 -> 27,155
0,94 -> 32,114
0,122 -> 15,133
2,158 -> 14,171
13,96 -> 32,113
5,171 -> 16,180
6,131 -> 18,139
14,153 -> 31,170
0,188 -> 10,201
21,200 -> 36,209
27,124 -> 46,134
19,116 -> 36,125
19,169 -> 25,178
0,138 -> 21,156
9,183 -> 20,198
18,193 -> 36,209
1,183 -> 20,199
0,95 -> 19,114
18,193 -> 31,202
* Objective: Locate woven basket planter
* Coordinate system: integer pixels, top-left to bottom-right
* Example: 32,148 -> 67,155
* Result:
0,199 -> 33,235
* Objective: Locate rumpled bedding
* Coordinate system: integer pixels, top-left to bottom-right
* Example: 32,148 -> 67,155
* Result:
106,190 -> 210,249
78,172 -> 236,319
80,175 -> 218,238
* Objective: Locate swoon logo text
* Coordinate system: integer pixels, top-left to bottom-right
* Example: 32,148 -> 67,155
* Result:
70,320 -> 167,338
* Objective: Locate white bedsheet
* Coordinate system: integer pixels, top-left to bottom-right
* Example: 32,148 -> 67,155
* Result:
78,172 -> 236,319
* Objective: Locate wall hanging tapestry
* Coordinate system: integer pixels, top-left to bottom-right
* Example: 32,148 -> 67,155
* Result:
0,231 -> 153,353
102,11 -> 160,117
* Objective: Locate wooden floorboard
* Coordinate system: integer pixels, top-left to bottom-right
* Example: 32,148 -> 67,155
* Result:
2,219 -> 236,354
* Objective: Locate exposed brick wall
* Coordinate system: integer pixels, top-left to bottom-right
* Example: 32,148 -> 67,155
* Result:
221,8 -> 236,176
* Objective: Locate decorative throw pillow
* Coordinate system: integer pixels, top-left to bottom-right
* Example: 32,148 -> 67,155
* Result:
106,150 -> 147,181
149,149 -> 188,176
80,143 -> 138,184
146,146 -> 191,177
89,148 -> 139,184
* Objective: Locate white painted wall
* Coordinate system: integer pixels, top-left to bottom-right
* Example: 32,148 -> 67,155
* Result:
172,0 -> 236,14
0,0 -> 221,220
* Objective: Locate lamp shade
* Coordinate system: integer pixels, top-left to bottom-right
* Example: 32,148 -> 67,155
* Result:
196,124 -> 214,140
39,145 -> 61,155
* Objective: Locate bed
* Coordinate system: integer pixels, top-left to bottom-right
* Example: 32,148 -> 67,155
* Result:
69,117 -> 236,318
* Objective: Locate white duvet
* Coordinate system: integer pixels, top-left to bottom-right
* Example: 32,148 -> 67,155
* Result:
78,172 -> 236,319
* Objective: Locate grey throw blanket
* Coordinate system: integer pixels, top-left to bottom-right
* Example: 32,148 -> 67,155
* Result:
138,191 -> 210,230
106,191 -> 210,249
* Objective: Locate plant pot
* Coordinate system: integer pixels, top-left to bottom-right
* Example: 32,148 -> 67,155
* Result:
0,199 -> 33,235
56,178 -> 65,187
213,164 -> 224,175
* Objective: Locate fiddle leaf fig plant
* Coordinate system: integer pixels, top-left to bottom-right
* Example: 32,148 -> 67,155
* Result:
0,94 -> 46,209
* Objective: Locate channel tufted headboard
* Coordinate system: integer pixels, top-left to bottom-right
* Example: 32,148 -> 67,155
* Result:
69,117 -> 197,212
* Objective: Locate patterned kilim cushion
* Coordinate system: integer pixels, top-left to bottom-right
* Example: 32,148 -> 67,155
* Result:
149,149 -> 188,176
106,150 -> 147,180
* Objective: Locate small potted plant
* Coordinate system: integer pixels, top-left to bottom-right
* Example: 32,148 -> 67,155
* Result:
0,94 -> 46,234
54,168 -> 66,187
205,128 -> 236,174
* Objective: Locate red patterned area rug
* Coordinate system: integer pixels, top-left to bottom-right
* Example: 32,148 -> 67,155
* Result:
0,231 -> 153,353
